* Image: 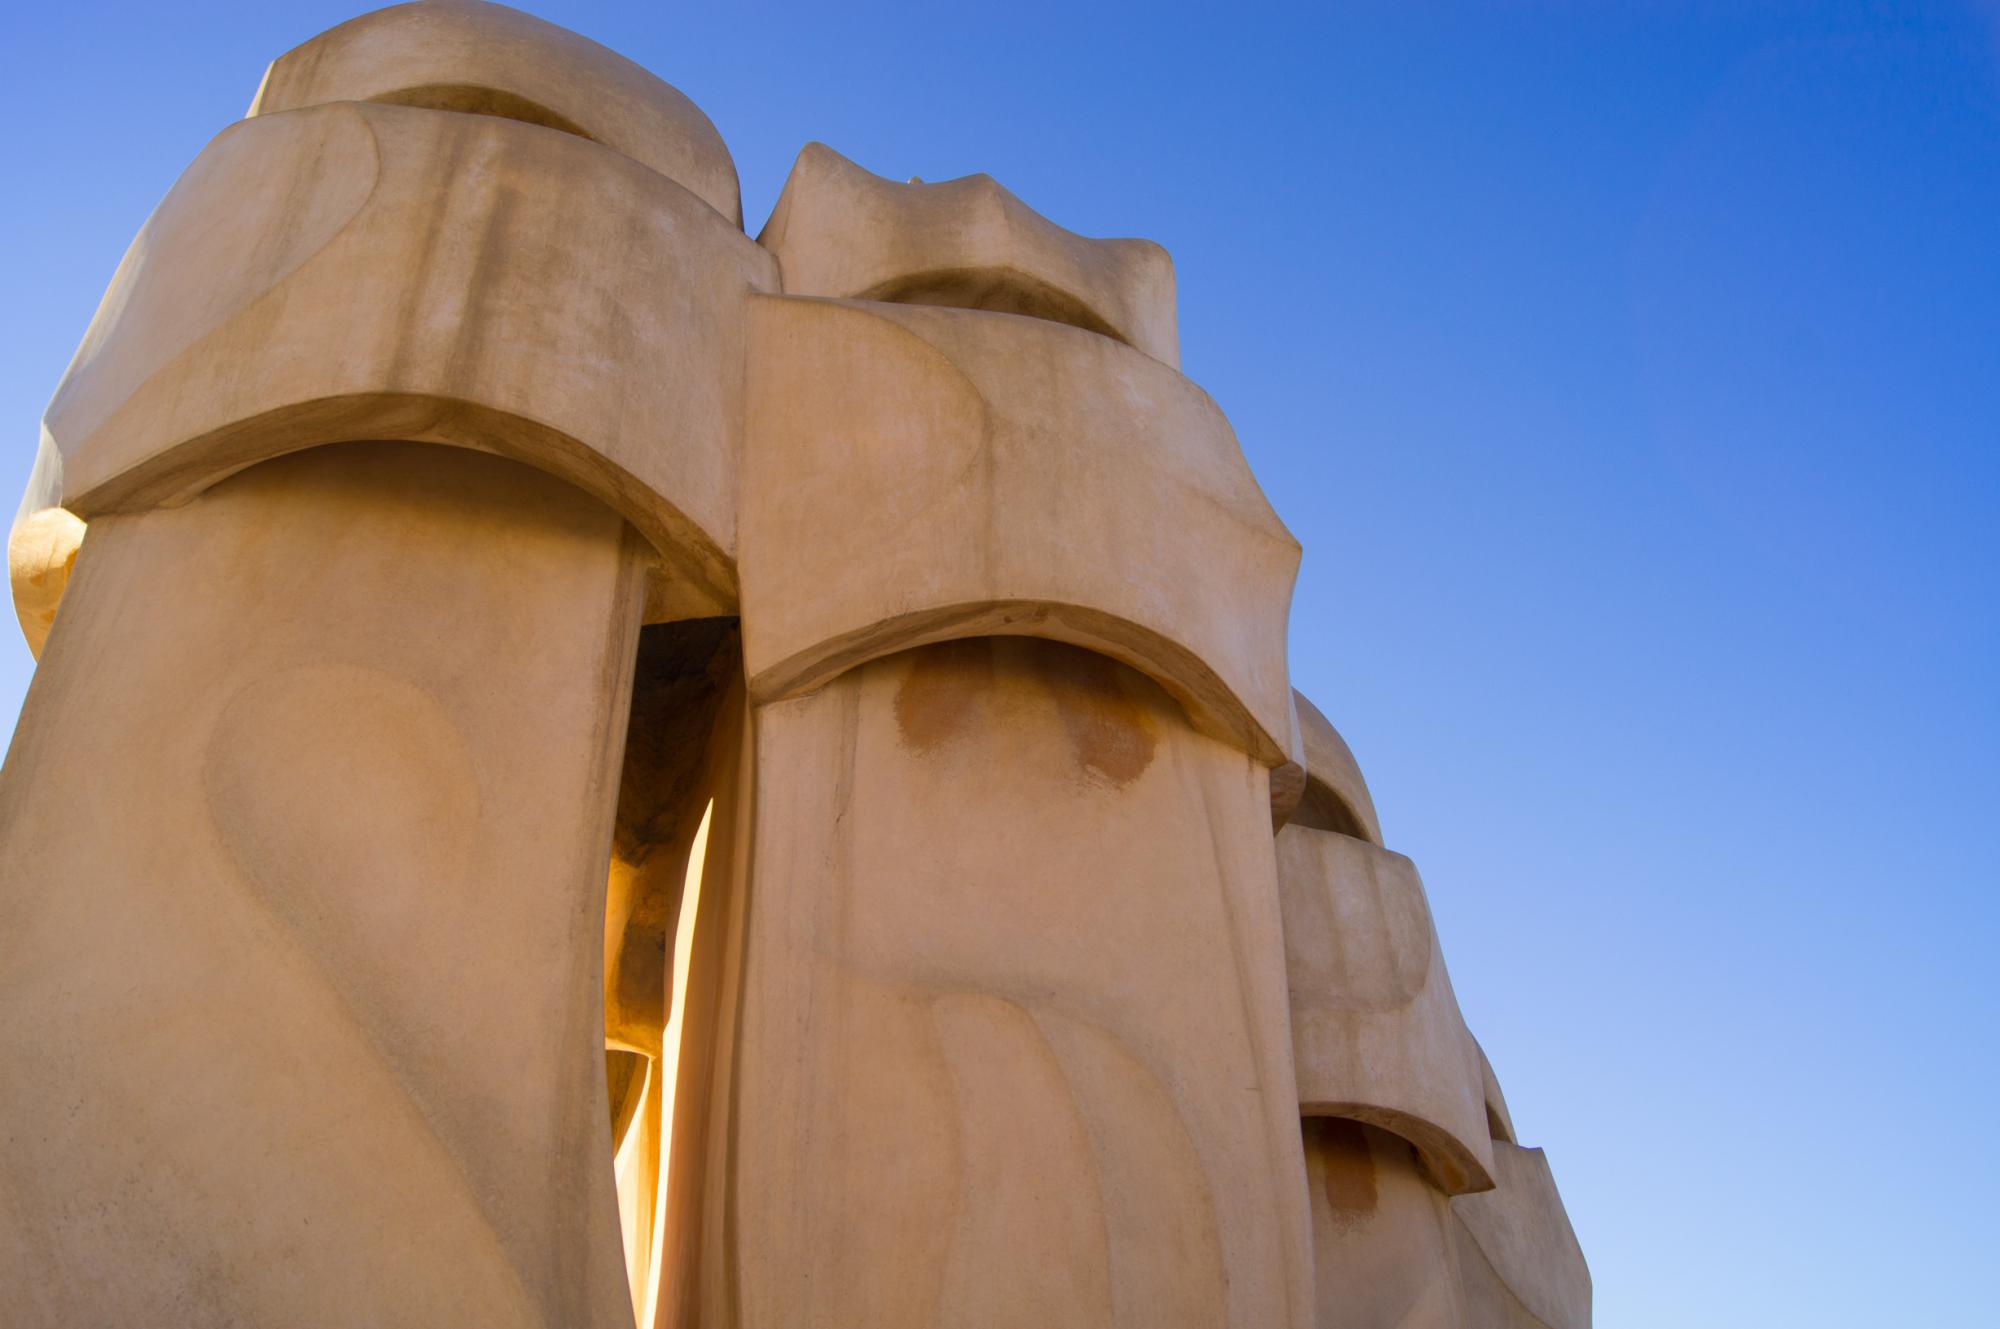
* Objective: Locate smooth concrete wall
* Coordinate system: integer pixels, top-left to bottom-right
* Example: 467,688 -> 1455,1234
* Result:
0,443 -> 647,1328
760,142 -> 1178,364
38,102 -> 775,621
741,295 -> 1299,766
250,0 -> 745,225
1305,1118 -> 1467,1329
721,637 -> 1315,1328
0,4 -> 1591,1321
1279,826 -> 1493,1195
1452,1144 -> 1592,1329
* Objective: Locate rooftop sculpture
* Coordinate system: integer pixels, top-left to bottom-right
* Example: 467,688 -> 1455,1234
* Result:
0,4 -> 1589,1326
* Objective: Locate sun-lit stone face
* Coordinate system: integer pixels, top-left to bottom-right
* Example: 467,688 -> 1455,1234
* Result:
0,4 -> 1586,1327
0,443 -> 646,1327
729,637 -> 1313,1327
738,292 -> 1301,765
31,97 -> 776,624
1279,823 -> 1495,1196
1305,1119 -> 1469,1328
1453,1144 -> 1594,1329
760,141 -> 1180,365
248,0 -> 745,225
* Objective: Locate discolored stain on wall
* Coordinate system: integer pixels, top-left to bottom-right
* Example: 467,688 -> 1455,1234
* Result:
892,636 -> 995,753
1038,642 -> 1159,788
1313,1118 -> 1381,1220
892,636 -> 1160,789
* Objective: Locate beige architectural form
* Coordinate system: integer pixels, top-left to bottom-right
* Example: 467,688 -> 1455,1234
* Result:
725,640 -> 1311,1327
758,143 -> 1180,365
1279,701 -> 1589,1328
0,3 -> 1588,1326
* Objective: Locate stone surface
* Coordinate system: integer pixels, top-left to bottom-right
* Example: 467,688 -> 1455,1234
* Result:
0,443 -> 645,1328
1453,1146 -> 1592,1329
760,142 -> 1179,364
41,99 -> 775,620
724,638 -> 1314,1327
1475,1040 -> 1519,1144
1305,1118 -> 1467,1328
603,619 -> 741,1057
1293,690 -> 1384,842
6,504 -> 81,658
1279,826 -> 1494,1194
0,3 -> 1589,1324
740,295 -> 1300,764
250,0 -> 743,224
648,676 -> 752,1329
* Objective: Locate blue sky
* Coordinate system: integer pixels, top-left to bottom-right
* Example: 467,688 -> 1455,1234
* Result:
2,1 -> 1995,1323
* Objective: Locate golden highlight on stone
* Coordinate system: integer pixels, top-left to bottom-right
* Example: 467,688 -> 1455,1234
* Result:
0,4 -> 1589,1326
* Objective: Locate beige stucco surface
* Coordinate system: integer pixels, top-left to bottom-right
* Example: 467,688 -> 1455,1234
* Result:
1293,690 -> 1385,842
1452,1145 -> 1592,1329
724,638 -> 1314,1327
740,294 -> 1299,764
250,0 -> 743,224
41,99 -> 775,619
1475,1039 -> 1519,1143
6,505 -> 81,658
1279,827 -> 1494,1194
647,679 -> 751,1329
0,2 -> 1590,1321
0,443 -> 644,1327
1306,1118 -> 1468,1328
760,142 -> 1179,364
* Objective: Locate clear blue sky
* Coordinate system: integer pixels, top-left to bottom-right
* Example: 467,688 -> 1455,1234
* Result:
3,2 -> 1995,1323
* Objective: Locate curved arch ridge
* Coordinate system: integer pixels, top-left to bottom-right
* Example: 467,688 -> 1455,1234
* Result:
0,444 -> 650,1328
1475,1038 -> 1519,1144
1304,1119 -> 1470,1328
1278,829 -> 1495,1194
249,0 -> 743,225
729,640 -> 1316,1327
1268,691 -> 1311,828
760,142 -> 1180,365
739,295 -> 1299,765
41,103 -> 778,620
1290,690 -> 1385,843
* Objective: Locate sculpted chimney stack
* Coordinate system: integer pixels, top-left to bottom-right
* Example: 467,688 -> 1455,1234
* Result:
0,5 -> 1587,1326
